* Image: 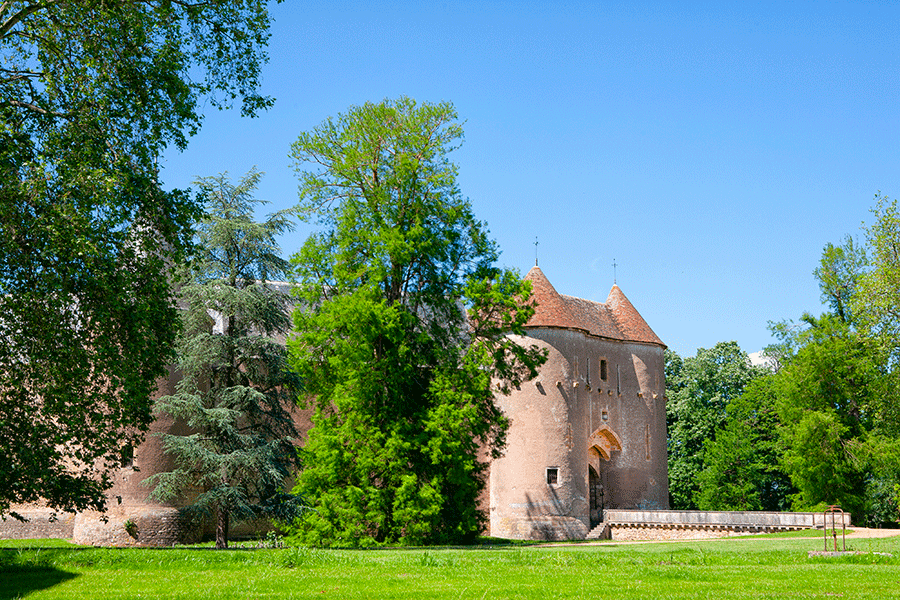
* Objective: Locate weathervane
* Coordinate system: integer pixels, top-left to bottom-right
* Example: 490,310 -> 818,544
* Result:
612,259 -> 617,284
534,237 -> 539,267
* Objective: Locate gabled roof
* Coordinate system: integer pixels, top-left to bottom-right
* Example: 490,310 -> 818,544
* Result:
523,266 -> 665,347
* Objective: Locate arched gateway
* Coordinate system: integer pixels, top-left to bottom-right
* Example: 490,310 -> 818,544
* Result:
588,424 -> 622,528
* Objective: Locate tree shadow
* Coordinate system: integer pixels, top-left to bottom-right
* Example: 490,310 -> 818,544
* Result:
0,563 -> 78,599
522,487 -> 587,541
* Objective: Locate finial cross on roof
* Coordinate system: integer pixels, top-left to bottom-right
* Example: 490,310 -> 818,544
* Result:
612,259 -> 618,284
534,237 -> 539,266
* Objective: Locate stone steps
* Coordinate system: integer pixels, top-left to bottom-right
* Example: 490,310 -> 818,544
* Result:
586,522 -> 609,540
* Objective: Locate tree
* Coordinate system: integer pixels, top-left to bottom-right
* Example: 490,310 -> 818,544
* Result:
0,1 -> 277,517
665,342 -> 766,510
287,98 -> 546,546
145,169 -> 302,549
855,194 -> 900,345
767,237 -> 894,521
773,314 -> 885,517
850,195 -> 900,521
696,376 -> 794,512
692,227 -> 900,522
814,236 -> 867,324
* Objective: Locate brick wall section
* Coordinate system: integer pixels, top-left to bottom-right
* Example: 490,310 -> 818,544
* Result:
71,507 -> 203,547
0,508 -> 75,540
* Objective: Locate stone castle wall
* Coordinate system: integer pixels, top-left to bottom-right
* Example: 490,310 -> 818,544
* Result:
490,335 -> 590,540
0,507 -> 76,540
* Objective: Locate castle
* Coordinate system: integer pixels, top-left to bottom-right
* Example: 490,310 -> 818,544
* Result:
488,266 -> 668,540
1,267 -> 668,544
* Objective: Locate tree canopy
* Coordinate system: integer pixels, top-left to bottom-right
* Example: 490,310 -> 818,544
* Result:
682,228 -> 900,524
0,0 -> 277,517
855,196 -> 900,359
695,374 -> 794,512
665,341 -> 767,510
287,97 -> 546,546
766,235 -> 894,519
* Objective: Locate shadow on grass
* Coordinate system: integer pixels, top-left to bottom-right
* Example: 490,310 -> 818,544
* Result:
0,564 -> 78,600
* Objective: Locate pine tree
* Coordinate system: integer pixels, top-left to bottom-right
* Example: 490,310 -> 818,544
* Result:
146,169 -> 302,549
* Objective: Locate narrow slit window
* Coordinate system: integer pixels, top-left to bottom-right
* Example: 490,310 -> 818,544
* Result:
585,356 -> 591,387
546,467 -> 558,485
645,424 -> 651,460
600,359 -> 608,381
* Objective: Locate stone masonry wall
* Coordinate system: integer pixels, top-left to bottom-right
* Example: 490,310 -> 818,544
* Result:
610,524 -> 791,542
0,507 -> 75,540
606,509 -> 853,542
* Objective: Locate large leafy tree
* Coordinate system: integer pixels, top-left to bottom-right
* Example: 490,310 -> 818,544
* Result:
760,237 -> 893,521
777,237 -> 888,519
146,170 -> 302,549
855,195 -> 900,345
815,236 -> 868,324
287,97 -> 546,546
696,375 -> 794,512
665,341 -> 766,510
0,1 -> 277,517
852,196 -> 900,519
676,214 -> 900,522
771,313 -> 882,518
853,196 -> 900,442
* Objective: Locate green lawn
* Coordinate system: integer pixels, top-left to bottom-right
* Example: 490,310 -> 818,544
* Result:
2,536 -> 899,599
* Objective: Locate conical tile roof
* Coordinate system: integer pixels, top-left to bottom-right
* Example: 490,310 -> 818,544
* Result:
523,266 -> 664,347
606,284 -> 664,346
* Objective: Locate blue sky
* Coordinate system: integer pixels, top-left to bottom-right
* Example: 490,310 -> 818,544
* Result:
161,1 -> 899,357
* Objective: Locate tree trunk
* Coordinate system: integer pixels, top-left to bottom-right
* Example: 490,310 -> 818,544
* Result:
215,508 -> 229,549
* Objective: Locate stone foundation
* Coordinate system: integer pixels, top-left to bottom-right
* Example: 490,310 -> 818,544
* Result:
0,507 -> 75,540
609,523 -> 807,541
72,506 -> 202,547
493,515 -> 589,541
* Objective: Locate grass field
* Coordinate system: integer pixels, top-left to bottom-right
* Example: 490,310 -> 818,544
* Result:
2,535 -> 899,599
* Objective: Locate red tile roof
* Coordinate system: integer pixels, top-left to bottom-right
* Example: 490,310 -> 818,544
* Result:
523,266 -> 665,347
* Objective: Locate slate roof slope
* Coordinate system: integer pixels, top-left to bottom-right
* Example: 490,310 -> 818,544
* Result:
523,266 -> 665,347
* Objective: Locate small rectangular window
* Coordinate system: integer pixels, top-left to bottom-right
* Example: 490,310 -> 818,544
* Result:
120,444 -> 134,468
546,467 -> 558,485
600,359 -> 608,381
601,410 -> 609,422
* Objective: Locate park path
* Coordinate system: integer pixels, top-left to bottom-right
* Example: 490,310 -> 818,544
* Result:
536,527 -> 900,548
841,527 -> 900,538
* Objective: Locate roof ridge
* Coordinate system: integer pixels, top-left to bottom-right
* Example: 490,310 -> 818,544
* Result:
522,268 -> 664,347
